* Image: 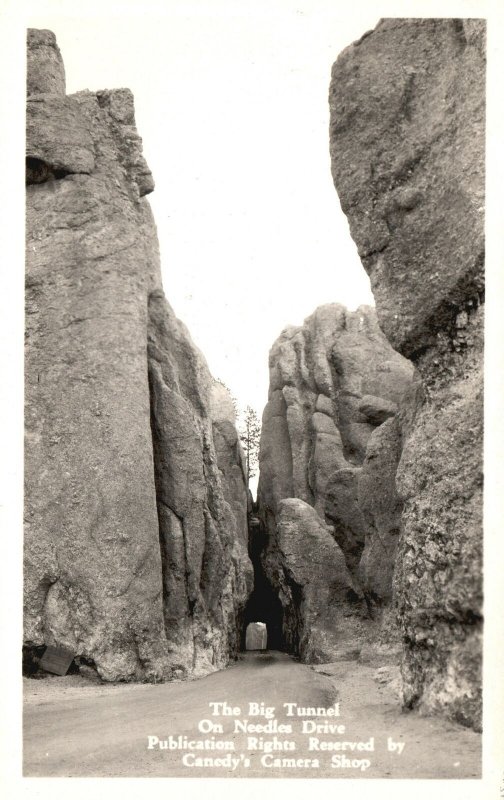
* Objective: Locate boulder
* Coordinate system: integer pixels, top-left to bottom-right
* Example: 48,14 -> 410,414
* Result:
261,499 -> 368,662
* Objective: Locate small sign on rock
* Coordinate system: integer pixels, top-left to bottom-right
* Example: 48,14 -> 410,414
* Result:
39,645 -> 75,676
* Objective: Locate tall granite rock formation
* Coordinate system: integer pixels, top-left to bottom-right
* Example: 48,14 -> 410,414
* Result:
257,304 -> 415,661
25,29 -> 251,681
329,18 -> 484,729
263,498 -> 366,663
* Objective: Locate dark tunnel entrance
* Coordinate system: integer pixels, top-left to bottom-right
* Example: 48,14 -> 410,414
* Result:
241,513 -> 285,651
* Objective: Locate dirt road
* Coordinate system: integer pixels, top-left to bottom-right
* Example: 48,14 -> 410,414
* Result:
23,651 -> 480,778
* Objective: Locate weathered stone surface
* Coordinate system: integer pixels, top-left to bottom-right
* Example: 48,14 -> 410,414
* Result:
210,382 -> 250,553
256,304 -> 413,662
27,95 -> 96,176
358,395 -> 398,425
394,305 -> 483,728
24,30 -> 251,681
330,18 -> 484,729
148,299 -> 252,676
324,467 -> 367,573
27,29 -> 65,97
329,18 -> 485,358
261,499 -> 368,662
25,90 -> 166,680
357,417 -> 403,604
257,389 -> 294,514
257,304 -> 414,583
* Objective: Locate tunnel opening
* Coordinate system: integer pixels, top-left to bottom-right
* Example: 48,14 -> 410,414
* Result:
241,512 -> 285,652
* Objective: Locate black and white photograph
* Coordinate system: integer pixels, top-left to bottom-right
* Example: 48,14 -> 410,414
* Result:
1,0 -> 503,797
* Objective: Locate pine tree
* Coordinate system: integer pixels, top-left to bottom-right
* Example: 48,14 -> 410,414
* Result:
238,406 -> 261,486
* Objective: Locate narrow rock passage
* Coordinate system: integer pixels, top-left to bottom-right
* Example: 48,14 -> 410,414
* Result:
24,652 -> 480,778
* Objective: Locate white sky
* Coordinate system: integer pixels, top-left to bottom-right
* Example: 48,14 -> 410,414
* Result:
25,1 -> 379,415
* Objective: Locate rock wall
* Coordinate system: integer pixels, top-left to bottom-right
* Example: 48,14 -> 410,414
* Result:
329,18 -> 484,729
24,29 -> 251,681
257,304 -> 415,660
261,498 -> 367,663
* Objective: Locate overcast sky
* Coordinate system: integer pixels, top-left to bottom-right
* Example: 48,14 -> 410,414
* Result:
26,1 -> 379,416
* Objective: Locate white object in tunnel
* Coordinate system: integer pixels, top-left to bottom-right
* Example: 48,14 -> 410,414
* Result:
245,622 -> 268,651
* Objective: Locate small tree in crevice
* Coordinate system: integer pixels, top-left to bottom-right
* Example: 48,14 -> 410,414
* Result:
238,406 -> 261,487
